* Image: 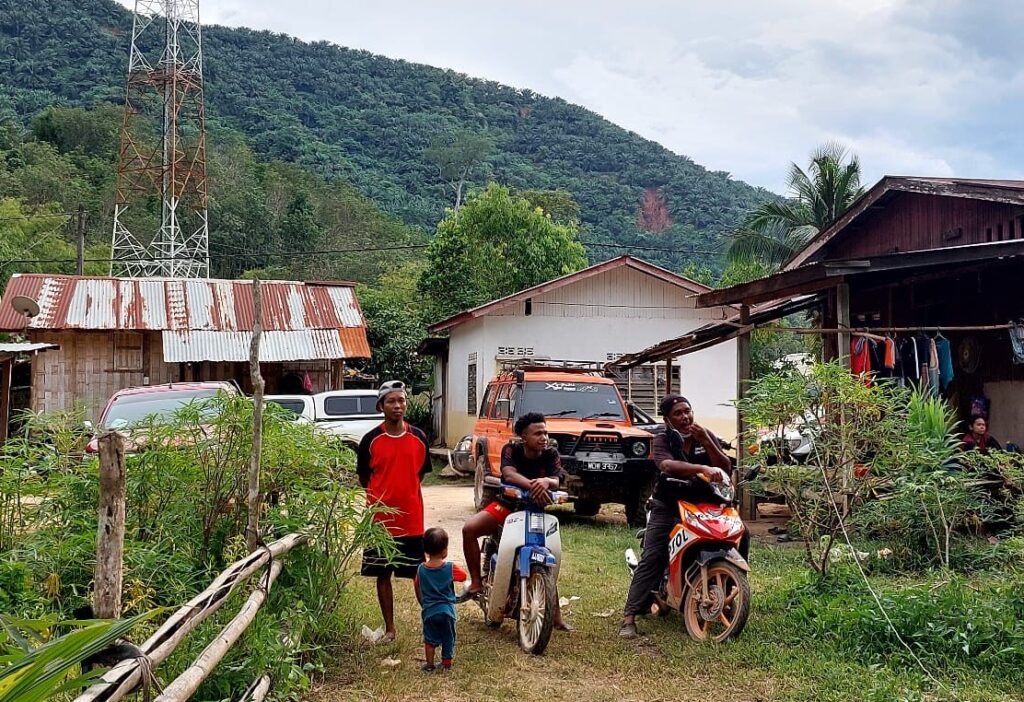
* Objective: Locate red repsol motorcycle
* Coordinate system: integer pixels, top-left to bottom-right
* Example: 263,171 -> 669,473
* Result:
624,475 -> 751,642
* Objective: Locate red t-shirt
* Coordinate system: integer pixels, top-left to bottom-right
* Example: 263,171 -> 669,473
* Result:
356,423 -> 432,537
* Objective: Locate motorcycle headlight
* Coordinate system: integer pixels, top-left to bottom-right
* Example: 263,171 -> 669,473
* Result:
787,438 -> 803,452
630,439 -> 648,457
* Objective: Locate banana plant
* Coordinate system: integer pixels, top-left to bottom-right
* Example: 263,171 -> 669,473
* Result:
0,611 -> 157,702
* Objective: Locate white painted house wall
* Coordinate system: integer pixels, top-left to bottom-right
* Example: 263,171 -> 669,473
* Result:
437,266 -> 738,445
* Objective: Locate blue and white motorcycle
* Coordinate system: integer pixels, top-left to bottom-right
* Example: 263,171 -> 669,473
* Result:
477,484 -> 569,655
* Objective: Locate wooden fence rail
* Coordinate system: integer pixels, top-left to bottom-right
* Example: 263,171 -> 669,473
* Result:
74,533 -> 308,702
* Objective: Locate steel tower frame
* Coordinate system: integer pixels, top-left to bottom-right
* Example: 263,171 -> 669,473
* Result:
111,0 -> 209,278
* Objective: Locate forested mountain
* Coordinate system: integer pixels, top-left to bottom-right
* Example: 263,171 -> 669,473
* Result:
0,0 -> 775,273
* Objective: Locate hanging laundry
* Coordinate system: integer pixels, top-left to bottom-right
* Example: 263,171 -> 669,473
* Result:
898,337 -> 920,383
1010,322 -> 1024,365
883,337 -> 897,371
934,335 -> 954,389
302,371 -> 315,393
868,339 -> 889,378
850,336 -> 873,380
926,338 -> 940,395
915,334 -> 932,391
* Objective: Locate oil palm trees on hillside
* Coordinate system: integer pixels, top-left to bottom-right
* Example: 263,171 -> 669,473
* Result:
727,143 -> 866,272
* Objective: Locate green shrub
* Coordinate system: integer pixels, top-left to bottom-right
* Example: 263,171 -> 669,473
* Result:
788,573 -> 1024,679
2,395 -> 393,701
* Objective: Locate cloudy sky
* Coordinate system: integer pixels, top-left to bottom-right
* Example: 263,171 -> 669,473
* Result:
124,0 -> 1023,193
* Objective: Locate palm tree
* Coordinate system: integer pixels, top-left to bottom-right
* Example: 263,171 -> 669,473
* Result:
727,143 -> 866,271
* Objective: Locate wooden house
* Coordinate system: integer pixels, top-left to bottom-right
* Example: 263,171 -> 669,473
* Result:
617,177 -> 1024,448
0,275 -> 371,422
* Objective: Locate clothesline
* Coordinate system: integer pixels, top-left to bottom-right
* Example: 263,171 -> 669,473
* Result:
758,323 -> 1016,335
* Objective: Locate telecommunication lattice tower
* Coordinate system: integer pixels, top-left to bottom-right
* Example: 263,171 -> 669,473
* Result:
110,0 -> 209,278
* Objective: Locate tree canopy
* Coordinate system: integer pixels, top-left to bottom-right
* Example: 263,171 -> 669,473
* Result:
726,143 -> 865,271
419,184 -> 588,322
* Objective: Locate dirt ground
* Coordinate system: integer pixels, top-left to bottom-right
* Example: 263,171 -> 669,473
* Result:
420,484 -> 474,562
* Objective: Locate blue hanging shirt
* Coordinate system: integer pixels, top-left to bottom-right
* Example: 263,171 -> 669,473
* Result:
935,336 -> 954,389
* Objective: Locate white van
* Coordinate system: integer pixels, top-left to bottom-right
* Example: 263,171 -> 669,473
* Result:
266,390 -> 382,448
313,390 -> 383,447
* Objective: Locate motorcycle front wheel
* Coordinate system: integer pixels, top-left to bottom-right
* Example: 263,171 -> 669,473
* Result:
517,564 -> 557,655
682,561 -> 750,642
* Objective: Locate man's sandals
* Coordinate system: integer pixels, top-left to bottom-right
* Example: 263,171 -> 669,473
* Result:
455,587 -> 484,605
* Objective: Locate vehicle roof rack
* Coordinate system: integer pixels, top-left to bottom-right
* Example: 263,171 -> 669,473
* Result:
496,358 -> 607,374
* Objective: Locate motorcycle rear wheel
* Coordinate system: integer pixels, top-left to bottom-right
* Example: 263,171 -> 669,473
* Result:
517,565 -> 557,655
682,561 -> 750,642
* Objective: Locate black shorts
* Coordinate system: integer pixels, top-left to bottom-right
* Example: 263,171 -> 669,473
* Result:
361,535 -> 424,579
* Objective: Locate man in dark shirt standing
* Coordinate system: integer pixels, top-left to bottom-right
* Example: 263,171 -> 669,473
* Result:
357,380 -> 432,643
459,412 -> 570,629
618,394 -> 731,639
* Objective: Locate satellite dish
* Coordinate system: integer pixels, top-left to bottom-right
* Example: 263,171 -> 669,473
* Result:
10,295 -> 40,319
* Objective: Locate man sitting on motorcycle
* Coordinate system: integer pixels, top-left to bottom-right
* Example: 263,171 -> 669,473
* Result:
618,394 -> 733,639
459,412 -> 571,630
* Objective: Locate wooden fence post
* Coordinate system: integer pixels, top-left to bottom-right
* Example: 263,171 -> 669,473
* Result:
95,431 -> 126,619
246,279 -> 264,553
736,304 -> 755,520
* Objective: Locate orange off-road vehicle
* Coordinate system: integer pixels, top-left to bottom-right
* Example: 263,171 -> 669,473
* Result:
470,362 -> 656,527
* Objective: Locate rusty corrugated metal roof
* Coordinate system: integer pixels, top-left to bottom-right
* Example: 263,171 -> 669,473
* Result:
0,275 -> 366,333
0,275 -> 371,361
162,329 -> 368,362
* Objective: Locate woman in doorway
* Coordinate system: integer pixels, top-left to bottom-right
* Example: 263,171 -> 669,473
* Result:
960,415 -> 1002,455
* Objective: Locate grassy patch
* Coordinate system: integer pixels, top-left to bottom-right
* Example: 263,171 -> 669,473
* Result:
317,519 -> 1020,702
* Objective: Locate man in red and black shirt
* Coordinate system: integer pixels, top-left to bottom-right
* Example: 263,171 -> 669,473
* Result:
357,380 -> 432,643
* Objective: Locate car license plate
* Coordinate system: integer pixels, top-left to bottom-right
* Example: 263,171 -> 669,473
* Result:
584,461 -> 622,472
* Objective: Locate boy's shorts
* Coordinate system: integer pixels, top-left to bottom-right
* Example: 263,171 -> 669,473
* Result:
482,501 -> 512,522
423,613 -> 456,658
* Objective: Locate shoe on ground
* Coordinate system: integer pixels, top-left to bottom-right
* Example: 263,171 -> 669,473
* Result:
421,663 -> 437,673
556,619 -> 574,633
455,587 -> 482,604
618,622 -> 639,639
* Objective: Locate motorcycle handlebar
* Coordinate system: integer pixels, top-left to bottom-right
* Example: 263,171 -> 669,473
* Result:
499,483 -> 574,504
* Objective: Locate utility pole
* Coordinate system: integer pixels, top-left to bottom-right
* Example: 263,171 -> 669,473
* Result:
76,205 -> 86,275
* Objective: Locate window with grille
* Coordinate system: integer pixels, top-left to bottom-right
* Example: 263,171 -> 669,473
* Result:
467,362 -> 477,415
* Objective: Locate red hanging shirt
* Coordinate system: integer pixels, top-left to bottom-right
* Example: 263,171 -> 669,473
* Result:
850,337 -> 873,381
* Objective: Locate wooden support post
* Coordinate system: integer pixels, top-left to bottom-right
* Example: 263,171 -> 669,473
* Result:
155,560 -> 284,702
837,282 -> 851,369
736,305 -> 755,520
74,533 -> 308,702
0,358 -> 12,444
247,280 -> 264,553
240,676 -> 271,702
95,431 -> 126,619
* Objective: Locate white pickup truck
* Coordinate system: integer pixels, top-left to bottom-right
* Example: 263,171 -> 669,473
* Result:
266,389 -> 382,449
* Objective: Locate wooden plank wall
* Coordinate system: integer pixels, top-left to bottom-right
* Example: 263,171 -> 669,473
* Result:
29,331 -> 177,421
830,194 -> 1024,259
